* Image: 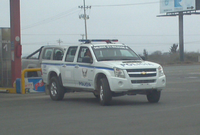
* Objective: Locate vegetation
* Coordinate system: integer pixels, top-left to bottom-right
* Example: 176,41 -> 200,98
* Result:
143,44 -> 200,65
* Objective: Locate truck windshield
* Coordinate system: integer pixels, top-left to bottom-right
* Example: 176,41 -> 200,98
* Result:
92,45 -> 141,61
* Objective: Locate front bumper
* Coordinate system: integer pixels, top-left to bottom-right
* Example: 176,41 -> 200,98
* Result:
108,75 -> 166,92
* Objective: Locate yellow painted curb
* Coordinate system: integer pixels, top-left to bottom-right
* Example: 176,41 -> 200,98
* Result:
0,88 -> 16,94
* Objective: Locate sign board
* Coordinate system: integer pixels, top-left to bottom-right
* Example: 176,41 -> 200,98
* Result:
160,0 -> 200,13
16,78 -> 45,93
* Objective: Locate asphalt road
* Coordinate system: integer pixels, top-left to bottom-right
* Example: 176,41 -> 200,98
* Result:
0,64 -> 200,135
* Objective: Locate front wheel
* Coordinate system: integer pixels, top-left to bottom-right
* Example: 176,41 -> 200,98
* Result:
49,76 -> 65,101
99,78 -> 112,106
93,92 -> 100,99
146,90 -> 161,103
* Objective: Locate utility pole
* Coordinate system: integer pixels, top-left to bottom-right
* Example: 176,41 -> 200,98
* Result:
57,39 -> 63,45
80,34 -> 85,39
79,0 -> 91,39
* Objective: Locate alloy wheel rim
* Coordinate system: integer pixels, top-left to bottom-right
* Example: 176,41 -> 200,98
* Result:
50,82 -> 57,96
100,85 -> 103,101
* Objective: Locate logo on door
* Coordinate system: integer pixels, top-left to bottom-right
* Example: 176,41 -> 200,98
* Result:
82,68 -> 88,78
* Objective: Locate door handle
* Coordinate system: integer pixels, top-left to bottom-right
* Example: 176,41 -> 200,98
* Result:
75,65 -> 79,68
62,64 -> 66,67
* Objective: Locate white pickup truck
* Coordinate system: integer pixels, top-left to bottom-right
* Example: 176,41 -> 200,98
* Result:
41,39 -> 166,106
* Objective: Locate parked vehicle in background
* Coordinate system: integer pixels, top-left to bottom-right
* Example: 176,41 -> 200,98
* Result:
41,39 -> 166,106
22,46 -> 43,77
22,46 -> 65,77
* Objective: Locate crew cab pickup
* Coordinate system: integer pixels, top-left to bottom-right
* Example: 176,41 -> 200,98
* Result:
41,39 -> 166,106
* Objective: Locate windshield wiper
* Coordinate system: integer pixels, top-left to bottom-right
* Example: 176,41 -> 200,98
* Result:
98,59 -> 114,61
120,58 -> 136,60
122,60 -> 142,63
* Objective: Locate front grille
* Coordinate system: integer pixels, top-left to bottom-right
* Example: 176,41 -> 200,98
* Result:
126,68 -> 157,78
129,73 -> 156,77
131,79 -> 156,84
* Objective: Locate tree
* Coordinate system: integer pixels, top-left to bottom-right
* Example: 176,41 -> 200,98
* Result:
151,50 -> 162,55
170,44 -> 178,54
143,49 -> 148,60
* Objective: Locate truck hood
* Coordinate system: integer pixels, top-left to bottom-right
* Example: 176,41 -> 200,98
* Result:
97,60 -> 160,69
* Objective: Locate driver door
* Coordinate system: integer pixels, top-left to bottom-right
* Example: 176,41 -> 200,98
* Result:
74,47 -> 95,89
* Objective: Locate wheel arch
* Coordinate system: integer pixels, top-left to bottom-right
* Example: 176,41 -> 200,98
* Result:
94,72 -> 108,90
47,71 -> 58,84
47,70 -> 63,86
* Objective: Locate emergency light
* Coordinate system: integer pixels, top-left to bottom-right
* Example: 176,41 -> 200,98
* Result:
79,39 -> 118,44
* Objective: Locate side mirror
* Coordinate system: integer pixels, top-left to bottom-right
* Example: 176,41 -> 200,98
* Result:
82,57 -> 93,64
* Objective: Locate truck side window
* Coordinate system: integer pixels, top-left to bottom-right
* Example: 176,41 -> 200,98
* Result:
42,48 -> 53,60
65,47 -> 78,62
77,47 -> 93,63
53,49 -> 64,61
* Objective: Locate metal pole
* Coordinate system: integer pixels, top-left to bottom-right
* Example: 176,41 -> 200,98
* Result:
83,0 -> 88,39
179,12 -> 184,61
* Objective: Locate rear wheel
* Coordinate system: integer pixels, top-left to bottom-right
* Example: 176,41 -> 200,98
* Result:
99,78 -> 112,106
146,90 -> 161,103
49,76 -> 65,101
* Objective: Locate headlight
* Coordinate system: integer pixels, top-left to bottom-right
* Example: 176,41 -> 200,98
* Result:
158,66 -> 164,77
114,67 -> 125,78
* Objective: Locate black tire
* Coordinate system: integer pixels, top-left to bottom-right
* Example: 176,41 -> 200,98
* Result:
99,78 -> 112,106
146,90 -> 161,103
93,92 -> 100,99
49,76 -> 65,101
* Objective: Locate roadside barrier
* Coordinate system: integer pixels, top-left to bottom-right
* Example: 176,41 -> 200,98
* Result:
0,68 -> 45,94
20,68 -> 44,94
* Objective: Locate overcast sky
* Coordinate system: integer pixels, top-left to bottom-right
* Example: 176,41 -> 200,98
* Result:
0,0 -> 200,55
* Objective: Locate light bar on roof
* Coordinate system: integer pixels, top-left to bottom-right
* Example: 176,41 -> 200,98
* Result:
79,39 -> 118,43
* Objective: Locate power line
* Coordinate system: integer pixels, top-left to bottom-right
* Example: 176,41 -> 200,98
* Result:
92,1 -> 160,7
21,33 -> 200,37
22,40 -> 200,46
22,34 -> 80,36
21,1 -> 165,30
22,7 -> 80,30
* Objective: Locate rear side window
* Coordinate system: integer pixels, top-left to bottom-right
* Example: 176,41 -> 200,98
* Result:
65,47 -> 78,62
53,49 -> 64,61
42,48 -> 53,60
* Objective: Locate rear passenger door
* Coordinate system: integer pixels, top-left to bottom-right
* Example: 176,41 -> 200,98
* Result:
60,46 -> 78,87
